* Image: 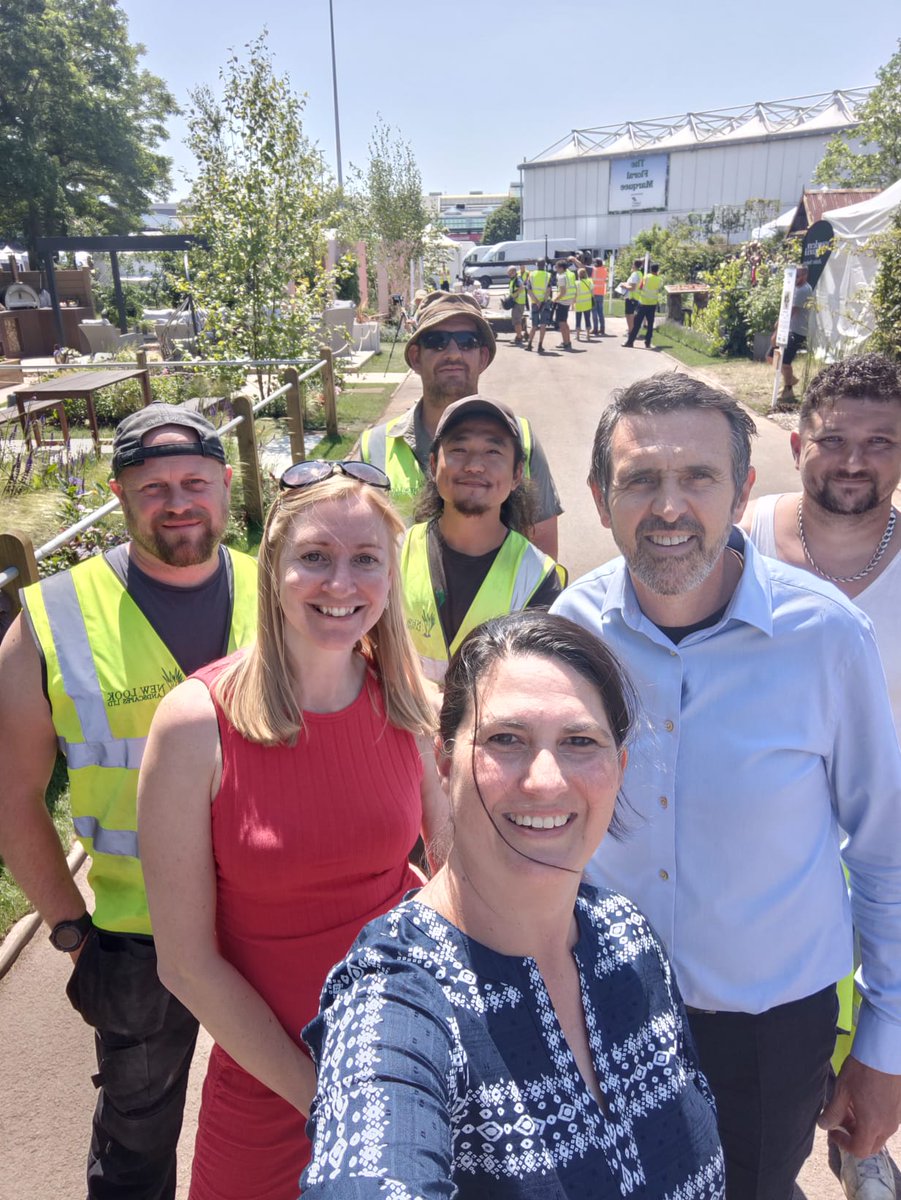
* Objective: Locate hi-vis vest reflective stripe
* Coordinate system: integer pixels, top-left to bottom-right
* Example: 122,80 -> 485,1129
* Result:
639,273 -> 663,306
401,524 -> 563,682
509,274 -> 527,305
592,266 -> 608,296
555,271 -> 576,304
361,414 -> 534,517
529,270 -> 550,302
22,550 -> 258,934
575,278 -> 594,311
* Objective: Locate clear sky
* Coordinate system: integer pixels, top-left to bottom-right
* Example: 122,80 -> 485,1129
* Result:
119,0 -> 899,202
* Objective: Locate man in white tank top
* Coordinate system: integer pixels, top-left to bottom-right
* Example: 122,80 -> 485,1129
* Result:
742,352 -> 901,1200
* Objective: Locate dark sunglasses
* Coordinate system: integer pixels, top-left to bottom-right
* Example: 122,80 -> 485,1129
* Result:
279,460 -> 391,492
417,330 -> 484,352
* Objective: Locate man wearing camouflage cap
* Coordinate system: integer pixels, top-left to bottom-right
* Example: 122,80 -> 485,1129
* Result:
360,290 -> 562,556
0,404 -> 258,1199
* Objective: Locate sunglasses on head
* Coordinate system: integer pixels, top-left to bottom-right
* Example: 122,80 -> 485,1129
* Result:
417,330 -> 483,352
278,460 -> 391,492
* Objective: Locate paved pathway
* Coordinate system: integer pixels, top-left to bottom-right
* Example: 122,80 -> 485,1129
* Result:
1,313 -> 897,1198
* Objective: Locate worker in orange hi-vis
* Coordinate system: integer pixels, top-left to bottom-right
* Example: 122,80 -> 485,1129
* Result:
591,258 -> 608,336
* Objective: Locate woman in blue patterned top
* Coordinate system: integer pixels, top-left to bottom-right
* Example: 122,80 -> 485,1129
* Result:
303,612 -> 724,1198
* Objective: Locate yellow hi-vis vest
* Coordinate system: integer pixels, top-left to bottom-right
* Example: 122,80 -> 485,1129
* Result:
22,549 -> 258,934
555,270 -> 576,305
401,523 -> 564,683
509,273 -> 527,305
360,413 -> 534,518
529,270 -> 551,302
574,278 -> 594,312
638,273 -> 663,306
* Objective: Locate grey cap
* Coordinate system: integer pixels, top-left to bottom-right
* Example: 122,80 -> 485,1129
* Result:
433,395 -> 522,446
111,404 -> 226,476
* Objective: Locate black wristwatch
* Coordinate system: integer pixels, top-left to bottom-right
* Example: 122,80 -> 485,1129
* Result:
49,912 -> 93,952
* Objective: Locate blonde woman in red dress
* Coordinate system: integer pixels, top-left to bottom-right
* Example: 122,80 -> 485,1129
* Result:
138,462 -> 444,1199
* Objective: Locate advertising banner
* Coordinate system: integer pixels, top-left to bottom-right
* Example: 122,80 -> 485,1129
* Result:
608,154 -> 669,213
801,219 -> 834,289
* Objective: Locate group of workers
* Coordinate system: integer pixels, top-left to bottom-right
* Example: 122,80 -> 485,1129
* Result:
0,286 -> 899,1200
503,253 -> 612,352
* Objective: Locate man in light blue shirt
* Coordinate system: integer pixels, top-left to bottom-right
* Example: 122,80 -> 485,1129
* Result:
552,372 -> 901,1200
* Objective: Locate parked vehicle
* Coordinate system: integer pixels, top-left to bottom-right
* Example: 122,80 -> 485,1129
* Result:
463,238 -> 584,287
460,244 -> 497,276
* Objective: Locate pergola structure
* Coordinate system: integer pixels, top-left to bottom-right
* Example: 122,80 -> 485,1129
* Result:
34,234 -> 202,347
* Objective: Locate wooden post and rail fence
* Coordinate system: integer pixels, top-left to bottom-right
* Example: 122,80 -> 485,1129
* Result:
0,345 -> 341,624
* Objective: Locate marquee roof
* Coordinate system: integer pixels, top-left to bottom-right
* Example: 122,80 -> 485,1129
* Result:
525,89 -> 872,165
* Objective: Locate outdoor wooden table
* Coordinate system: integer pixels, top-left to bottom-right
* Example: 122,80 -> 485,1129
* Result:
12,368 -> 153,452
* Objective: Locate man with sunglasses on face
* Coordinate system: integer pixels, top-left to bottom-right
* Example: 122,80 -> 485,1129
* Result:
360,291 -> 563,557
0,405 -> 258,1200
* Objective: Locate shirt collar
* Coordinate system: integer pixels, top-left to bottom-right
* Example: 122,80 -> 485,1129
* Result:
604,528 -> 775,642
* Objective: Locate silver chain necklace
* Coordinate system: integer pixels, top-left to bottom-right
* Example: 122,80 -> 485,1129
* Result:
796,499 -> 897,584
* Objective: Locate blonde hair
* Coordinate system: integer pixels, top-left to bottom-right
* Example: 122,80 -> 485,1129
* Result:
215,475 -> 435,745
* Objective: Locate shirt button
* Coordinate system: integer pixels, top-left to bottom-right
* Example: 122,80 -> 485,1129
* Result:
659,796 -> 669,809
664,720 -> 674,732
659,869 -> 669,881
670,649 -> 677,657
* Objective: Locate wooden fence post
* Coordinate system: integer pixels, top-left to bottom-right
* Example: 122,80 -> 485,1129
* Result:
284,367 -> 305,463
0,530 -> 40,627
319,344 -> 339,439
231,395 -> 265,527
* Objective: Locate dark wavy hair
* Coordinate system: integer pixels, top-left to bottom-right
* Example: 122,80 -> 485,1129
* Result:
439,611 -> 639,842
800,353 -> 901,428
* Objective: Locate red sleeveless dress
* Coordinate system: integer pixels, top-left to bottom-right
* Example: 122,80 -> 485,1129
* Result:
188,656 -> 424,1200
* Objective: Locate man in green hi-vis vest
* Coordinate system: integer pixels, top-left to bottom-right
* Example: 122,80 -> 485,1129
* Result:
0,405 -> 258,1200
359,290 -> 563,558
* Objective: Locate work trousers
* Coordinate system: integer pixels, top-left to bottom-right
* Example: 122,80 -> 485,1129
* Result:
627,303 -> 657,346
687,984 -> 837,1200
592,294 -> 606,333
66,929 -> 199,1200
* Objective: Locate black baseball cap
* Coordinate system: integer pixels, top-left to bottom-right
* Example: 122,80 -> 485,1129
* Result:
111,404 -> 227,476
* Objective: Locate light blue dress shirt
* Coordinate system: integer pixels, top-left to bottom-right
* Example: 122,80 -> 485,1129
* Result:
552,533 -> 901,1074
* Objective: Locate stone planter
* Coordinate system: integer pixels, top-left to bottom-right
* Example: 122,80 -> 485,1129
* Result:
353,322 -> 380,353
752,331 -> 772,362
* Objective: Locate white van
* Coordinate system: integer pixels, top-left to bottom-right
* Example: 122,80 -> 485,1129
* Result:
463,238 -> 583,287
460,243 -> 497,274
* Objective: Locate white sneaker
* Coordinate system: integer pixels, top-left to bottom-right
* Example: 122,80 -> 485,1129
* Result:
840,1148 -> 897,1200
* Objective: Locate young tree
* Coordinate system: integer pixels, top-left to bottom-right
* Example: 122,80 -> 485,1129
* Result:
346,118 -> 435,302
481,197 -> 521,245
0,0 -> 176,253
182,34 -> 333,397
813,40 -> 901,188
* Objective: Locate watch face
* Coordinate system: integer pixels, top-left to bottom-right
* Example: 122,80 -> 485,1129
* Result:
50,915 -> 91,951
53,926 -> 82,951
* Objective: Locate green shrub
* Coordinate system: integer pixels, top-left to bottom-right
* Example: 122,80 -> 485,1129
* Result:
694,257 -> 750,356
871,208 -> 901,360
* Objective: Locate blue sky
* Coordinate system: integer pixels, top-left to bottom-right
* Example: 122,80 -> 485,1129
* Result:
119,0 -> 899,202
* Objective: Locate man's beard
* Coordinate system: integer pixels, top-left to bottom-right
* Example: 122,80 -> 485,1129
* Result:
451,493 -> 491,518
807,473 -> 880,516
121,496 -> 224,568
429,371 -> 477,406
131,519 -> 220,567
622,517 -> 732,597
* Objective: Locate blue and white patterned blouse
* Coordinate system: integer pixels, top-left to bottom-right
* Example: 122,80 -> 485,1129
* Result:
302,886 -> 724,1199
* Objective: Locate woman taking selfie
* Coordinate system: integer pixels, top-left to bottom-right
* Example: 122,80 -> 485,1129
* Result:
302,611 -> 725,1199
138,461 -> 443,1200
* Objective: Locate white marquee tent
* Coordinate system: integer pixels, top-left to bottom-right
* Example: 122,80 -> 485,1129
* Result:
812,179 -> 901,356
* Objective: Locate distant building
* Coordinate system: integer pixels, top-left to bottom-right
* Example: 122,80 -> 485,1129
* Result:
425,188 -> 521,243
521,89 -> 872,251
